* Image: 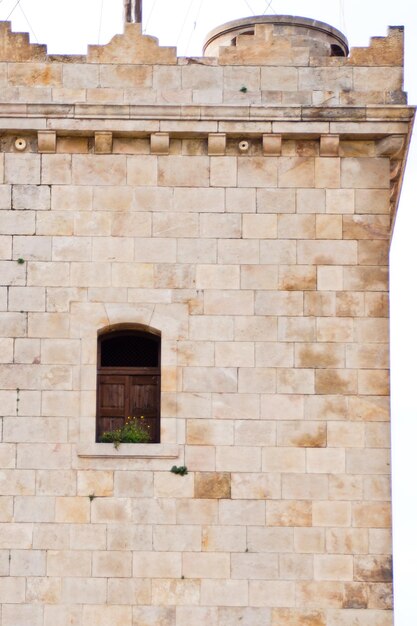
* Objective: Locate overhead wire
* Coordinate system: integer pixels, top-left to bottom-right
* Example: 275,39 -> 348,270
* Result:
339,0 -> 347,33
6,0 -> 21,20
184,0 -> 204,56
242,0 -> 256,16
176,0 -> 196,46
18,1 -> 38,42
97,0 -> 104,44
144,0 -> 159,33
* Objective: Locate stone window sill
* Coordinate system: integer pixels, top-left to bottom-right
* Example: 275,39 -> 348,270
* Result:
77,443 -> 179,459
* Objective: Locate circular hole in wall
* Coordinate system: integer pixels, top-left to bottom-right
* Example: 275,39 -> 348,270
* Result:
238,140 -> 249,153
14,138 -> 27,151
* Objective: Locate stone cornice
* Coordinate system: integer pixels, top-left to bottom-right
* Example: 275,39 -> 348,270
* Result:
0,104 -> 413,139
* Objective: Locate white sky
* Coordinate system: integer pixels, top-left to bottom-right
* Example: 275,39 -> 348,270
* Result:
1,0 -> 416,622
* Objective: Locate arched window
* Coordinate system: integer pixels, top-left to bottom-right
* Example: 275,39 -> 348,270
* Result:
96,327 -> 161,443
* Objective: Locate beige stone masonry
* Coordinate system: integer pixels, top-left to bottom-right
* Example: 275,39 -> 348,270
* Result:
94,131 -> 113,154
208,133 -> 226,156
88,23 -> 177,64
37,130 -> 56,153
0,12 -> 413,626
150,132 -> 170,155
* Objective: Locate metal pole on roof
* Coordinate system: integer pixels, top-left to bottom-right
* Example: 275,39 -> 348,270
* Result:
124,0 -> 142,23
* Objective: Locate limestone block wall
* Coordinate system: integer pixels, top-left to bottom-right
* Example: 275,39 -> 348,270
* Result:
0,15 -> 414,626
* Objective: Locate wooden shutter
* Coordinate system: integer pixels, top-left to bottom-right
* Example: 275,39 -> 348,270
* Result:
130,374 -> 160,443
96,329 -> 161,443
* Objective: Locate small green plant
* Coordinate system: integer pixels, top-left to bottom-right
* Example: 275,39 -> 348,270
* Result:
88,493 -> 96,501
100,415 -> 151,449
17,258 -> 25,264
171,465 -> 188,476
240,85 -> 248,93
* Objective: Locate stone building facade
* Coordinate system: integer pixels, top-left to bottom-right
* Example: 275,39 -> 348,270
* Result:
0,13 -> 414,626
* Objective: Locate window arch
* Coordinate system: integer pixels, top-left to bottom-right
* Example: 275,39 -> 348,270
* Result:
96,326 -> 161,443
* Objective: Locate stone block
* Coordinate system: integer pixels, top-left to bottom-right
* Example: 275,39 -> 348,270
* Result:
159,156 -> 209,186
10,550 -> 46,576
152,578 -> 200,606
238,156 -> 278,188
72,155 -> 126,186
313,501 -> 351,527
174,187 -> 224,212
55,497 -> 90,523
272,608 -> 326,626
240,264 -> 277,289
200,214 -> 241,238
13,184 -> 50,210
353,66 -> 403,91
294,528 -> 325,554
307,449 -> 346,474
183,552 -> 230,579
263,134 -> 282,156
282,474 -> 328,500
260,239 -> 296,264
92,551 -> 132,578
266,500 -> 312,527
201,579 -> 248,607
315,369 -> 357,395
202,525 -> 246,552
47,550 -> 91,577
279,157 -> 315,188
132,551 -> 181,578
3,605 -> 44,626
235,420 -> 276,445
315,157 -> 340,188
298,240 -> 357,265
232,552 -> 278,579
341,158 -> 390,189
133,606 -> 175,626
277,421 -> 327,448
212,393 -> 260,420
82,605 -> 132,626
239,367 -> 276,393
232,471 -> 282,499
94,131 -> 113,154
153,472 -> 194,498
177,607 -> 218,626
327,422 -> 365,448
326,189 -> 355,214
278,266 -> 317,291
276,368 -> 315,394
226,187 -> 256,213
255,291 -> 303,316
316,215 -> 342,239
249,580 -> 295,607
257,188 -> 295,213
327,529 -> 369,555
352,503 -> 391,528
317,318 -> 354,342
320,135 -> 340,157
208,296 -> 254,322
243,214 -> 277,238
69,525 -> 107,551
314,555 -> 353,581
262,447 -> 305,473
38,130 -> 56,153
91,498 -> 131,523
208,133 -> 226,156
216,445 -> 261,472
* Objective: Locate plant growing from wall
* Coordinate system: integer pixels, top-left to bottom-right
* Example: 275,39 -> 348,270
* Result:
100,415 -> 151,449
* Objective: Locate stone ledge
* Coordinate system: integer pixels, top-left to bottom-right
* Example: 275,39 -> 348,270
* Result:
0,103 -> 413,123
77,443 -> 179,459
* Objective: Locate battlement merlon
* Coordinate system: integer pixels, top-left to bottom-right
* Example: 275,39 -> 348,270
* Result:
0,18 -> 405,67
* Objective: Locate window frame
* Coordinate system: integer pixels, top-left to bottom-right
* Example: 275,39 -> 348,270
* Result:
96,326 -> 161,444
